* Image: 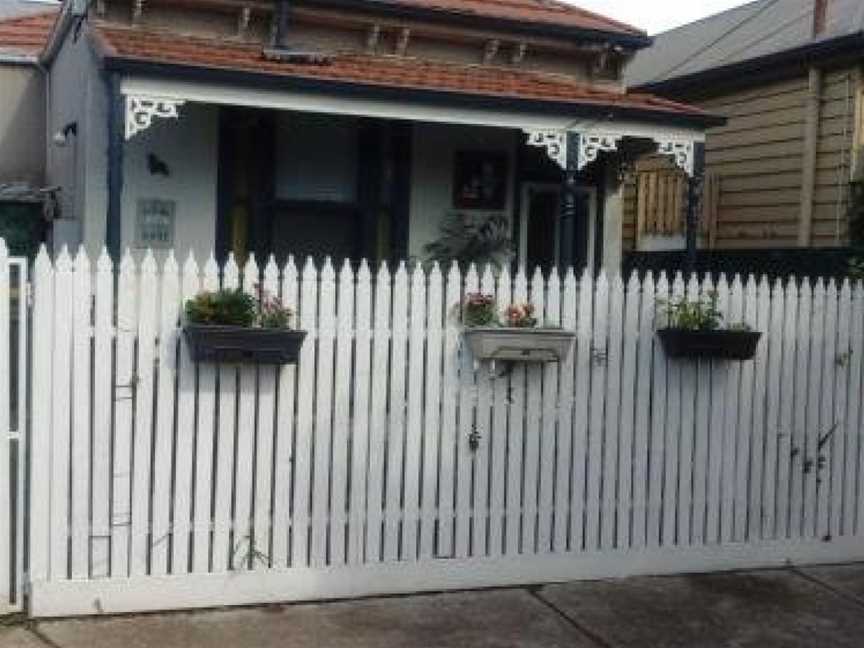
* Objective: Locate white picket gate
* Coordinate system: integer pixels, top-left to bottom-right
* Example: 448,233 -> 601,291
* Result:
0,245 -> 27,615
9,244 -> 864,617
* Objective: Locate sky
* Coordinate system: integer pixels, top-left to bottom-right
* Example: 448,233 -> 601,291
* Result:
567,0 -> 754,35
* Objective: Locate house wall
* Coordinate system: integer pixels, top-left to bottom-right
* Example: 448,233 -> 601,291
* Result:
121,102 -> 219,263
623,64 -> 861,250
47,21 -> 218,261
409,123 -> 517,260
46,20 -> 109,256
0,64 -> 45,186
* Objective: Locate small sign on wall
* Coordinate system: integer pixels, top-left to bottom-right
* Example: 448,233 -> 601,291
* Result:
136,198 -> 175,248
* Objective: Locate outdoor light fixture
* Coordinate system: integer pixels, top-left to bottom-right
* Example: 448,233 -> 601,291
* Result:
52,122 -> 78,147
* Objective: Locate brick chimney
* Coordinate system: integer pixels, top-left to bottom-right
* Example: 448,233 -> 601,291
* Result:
812,0 -> 828,36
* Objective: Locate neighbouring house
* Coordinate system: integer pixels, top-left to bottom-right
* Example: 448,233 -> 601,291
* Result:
622,0 -> 864,277
0,1 -> 58,255
39,0 -> 719,272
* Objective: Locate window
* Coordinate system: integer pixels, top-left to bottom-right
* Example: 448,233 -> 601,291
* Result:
274,113 -> 358,203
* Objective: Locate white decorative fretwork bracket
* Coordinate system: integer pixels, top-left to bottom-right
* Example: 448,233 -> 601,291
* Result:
525,129 -> 699,176
524,129 -> 568,169
125,95 -> 186,140
654,138 -> 695,176
578,133 -> 623,171
524,129 -> 623,171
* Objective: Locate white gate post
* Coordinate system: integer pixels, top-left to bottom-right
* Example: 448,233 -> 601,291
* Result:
0,239 -> 10,612
28,248 -> 52,590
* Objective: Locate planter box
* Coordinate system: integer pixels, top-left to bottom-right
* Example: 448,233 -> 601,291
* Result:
657,328 -> 762,361
183,324 -> 307,365
464,327 -> 576,363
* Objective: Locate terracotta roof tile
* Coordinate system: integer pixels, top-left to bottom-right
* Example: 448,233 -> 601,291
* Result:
0,10 -> 58,57
94,25 -> 712,123
377,0 -> 645,37
146,0 -> 647,38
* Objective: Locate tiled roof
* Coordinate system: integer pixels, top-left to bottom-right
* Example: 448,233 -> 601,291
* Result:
149,0 -> 647,39
361,0 -> 646,37
93,25 -> 712,123
0,9 -> 56,57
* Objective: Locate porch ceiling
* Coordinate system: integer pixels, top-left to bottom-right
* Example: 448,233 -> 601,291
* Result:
92,24 -> 722,130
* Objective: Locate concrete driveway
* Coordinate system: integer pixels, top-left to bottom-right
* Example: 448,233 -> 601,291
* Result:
3,563 -> 864,647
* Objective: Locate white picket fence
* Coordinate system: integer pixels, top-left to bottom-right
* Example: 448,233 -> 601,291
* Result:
15,244 -> 864,617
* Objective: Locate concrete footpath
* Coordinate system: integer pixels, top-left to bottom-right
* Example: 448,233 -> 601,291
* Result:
3,563 -> 864,647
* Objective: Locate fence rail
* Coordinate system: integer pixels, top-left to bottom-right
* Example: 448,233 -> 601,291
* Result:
18,244 -> 864,617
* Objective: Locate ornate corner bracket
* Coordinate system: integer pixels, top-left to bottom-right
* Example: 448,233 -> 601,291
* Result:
577,133 -> 622,171
654,138 -> 695,176
524,129 -> 623,172
524,129 -> 567,169
125,95 -> 186,140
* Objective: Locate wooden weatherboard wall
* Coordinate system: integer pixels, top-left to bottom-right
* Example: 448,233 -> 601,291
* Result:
624,65 -> 861,250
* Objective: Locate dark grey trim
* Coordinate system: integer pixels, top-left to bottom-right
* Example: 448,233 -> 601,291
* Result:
105,72 -> 124,260
685,142 -> 706,271
635,32 -> 864,97
100,55 -> 724,129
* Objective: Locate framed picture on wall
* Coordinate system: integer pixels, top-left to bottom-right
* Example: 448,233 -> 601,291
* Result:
135,198 -> 176,249
452,151 -> 508,210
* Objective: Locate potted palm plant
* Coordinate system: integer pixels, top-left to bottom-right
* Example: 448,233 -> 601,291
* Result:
657,291 -> 761,360
183,288 -> 306,364
461,293 -> 575,363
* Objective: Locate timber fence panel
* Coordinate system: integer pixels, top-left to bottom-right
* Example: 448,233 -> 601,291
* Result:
404,264 -> 426,561
21,245 -> 864,618
151,253 -> 180,576
331,260 -> 356,567
272,257 -> 299,569
419,263 -> 443,561
366,262 -> 391,563
212,256 -> 239,572
489,267 -> 511,556
192,256 -> 219,573
385,263 -> 409,561
70,248 -> 91,579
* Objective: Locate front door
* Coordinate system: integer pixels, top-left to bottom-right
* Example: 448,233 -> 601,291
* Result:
520,183 -> 597,274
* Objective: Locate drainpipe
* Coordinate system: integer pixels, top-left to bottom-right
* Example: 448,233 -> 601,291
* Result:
799,0 -> 829,247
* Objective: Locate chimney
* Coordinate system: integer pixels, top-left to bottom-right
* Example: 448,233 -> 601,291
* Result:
274,0 -> 291,47
812,0 -> 828,36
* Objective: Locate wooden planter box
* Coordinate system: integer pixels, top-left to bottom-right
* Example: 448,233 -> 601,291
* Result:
657,328 -> 762,361
183,324 -> 307,365
464,327 -> 576,363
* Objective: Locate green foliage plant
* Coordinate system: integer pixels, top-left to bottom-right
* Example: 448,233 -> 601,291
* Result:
185,289 -> 257,327
424,212 -> 514,271
661,291 -> 723,331
463,293 -> 498,327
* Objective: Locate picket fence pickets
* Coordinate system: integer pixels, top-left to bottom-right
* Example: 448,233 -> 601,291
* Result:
7,243 -> 864,618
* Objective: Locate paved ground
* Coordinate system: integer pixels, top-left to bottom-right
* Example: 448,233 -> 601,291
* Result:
3,563 -> 864,647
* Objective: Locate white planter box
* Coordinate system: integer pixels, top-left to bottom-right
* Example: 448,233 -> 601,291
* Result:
463,327 -> 576,363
